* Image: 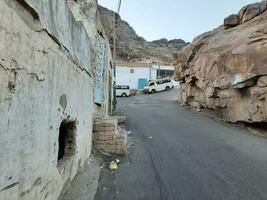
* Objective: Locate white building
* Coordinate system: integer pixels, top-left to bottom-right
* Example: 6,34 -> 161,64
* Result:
116,62 -> 175,89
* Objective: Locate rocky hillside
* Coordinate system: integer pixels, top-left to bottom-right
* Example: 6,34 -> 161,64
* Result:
98,6 -> 187,64
176,1 -> 267,123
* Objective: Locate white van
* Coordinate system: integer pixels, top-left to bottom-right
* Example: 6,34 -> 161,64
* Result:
171,79 -> 181,88
116,85 -> 131,97
144,78 -> 173,94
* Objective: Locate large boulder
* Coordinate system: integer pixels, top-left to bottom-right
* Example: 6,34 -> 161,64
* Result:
224,1 -> 267,29
240,3 -> 261,23
224,14 -> 240,28
175,2 -> 267,123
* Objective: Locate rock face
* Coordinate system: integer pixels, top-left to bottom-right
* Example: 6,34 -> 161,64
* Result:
98,6 -> 187,63
176,1 -> 267,123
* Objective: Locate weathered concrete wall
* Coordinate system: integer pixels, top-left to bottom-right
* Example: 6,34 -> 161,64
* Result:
68,0 -> 113,116
23,0 -> 92,73
0,0 -> 96,199
67,0 -> 100,68
103,45 -> 114,115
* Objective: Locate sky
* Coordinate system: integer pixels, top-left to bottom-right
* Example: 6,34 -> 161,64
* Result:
98,0 -> 260,42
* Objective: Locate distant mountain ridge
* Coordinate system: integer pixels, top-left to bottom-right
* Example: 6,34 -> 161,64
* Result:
98,5 -> 187,64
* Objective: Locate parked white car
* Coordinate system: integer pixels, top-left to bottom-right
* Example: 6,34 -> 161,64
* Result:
116,85 -> 131,97
144,78 -> 173,94
171,79 -> 181,88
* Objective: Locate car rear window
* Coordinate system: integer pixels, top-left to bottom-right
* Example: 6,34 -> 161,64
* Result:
156,79 -> 171,84
116,85 -> 129,89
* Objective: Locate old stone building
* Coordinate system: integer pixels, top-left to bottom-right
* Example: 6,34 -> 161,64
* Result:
0,0 -> 114,199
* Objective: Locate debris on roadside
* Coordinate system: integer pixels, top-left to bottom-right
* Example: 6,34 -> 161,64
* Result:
109,161 -> 118,170
149,136 -> 153,139
100,163 -> 106,169
196,107 -> 202,112
108,159 -> 120,170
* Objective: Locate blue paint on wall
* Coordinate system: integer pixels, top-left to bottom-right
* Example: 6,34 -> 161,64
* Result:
138,78 -> 147,89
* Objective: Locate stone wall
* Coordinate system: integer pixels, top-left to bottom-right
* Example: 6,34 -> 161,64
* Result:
0,0 -> 110,199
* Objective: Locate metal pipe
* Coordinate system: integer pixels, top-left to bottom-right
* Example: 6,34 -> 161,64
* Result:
117,0 -> 122,13
112,0 -> 122,112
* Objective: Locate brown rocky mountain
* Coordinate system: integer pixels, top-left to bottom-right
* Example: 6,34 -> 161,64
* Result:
176,1 -> 267,124
98,6 -> 187,64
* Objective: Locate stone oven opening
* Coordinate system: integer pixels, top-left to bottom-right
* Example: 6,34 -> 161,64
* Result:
58,120 -> 77,161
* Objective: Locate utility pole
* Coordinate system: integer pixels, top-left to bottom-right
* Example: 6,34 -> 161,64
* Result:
112,0 -> 122,111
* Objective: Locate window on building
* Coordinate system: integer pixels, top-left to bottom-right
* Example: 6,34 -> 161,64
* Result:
58,120 -> 77,162
158,69 -> 174,78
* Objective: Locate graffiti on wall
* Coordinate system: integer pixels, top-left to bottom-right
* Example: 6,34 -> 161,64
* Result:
95,34 -> 106,105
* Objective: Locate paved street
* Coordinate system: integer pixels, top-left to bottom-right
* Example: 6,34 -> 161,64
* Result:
96,89 -> 267,200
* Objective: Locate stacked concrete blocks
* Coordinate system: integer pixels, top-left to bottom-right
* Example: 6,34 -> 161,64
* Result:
93,118 -> 127,155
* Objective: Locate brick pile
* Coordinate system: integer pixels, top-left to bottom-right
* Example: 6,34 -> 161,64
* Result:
93,118 -> 127,155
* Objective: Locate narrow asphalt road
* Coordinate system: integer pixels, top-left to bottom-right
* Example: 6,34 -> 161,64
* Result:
96,88 -> 267,200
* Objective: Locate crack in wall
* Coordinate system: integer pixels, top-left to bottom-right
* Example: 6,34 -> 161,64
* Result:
0,182 -> 20,192
16,0 -> 39,20
34,28 -> 92,78
35,28 -> 61,47
0,61 -> 45,82
0,63 -> 8,71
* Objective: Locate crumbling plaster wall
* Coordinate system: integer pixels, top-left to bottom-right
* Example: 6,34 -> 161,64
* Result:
0,0 -> 95,199
67,0 -> 100,60
23,0 -> 92,74
68,0 -> 113,116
